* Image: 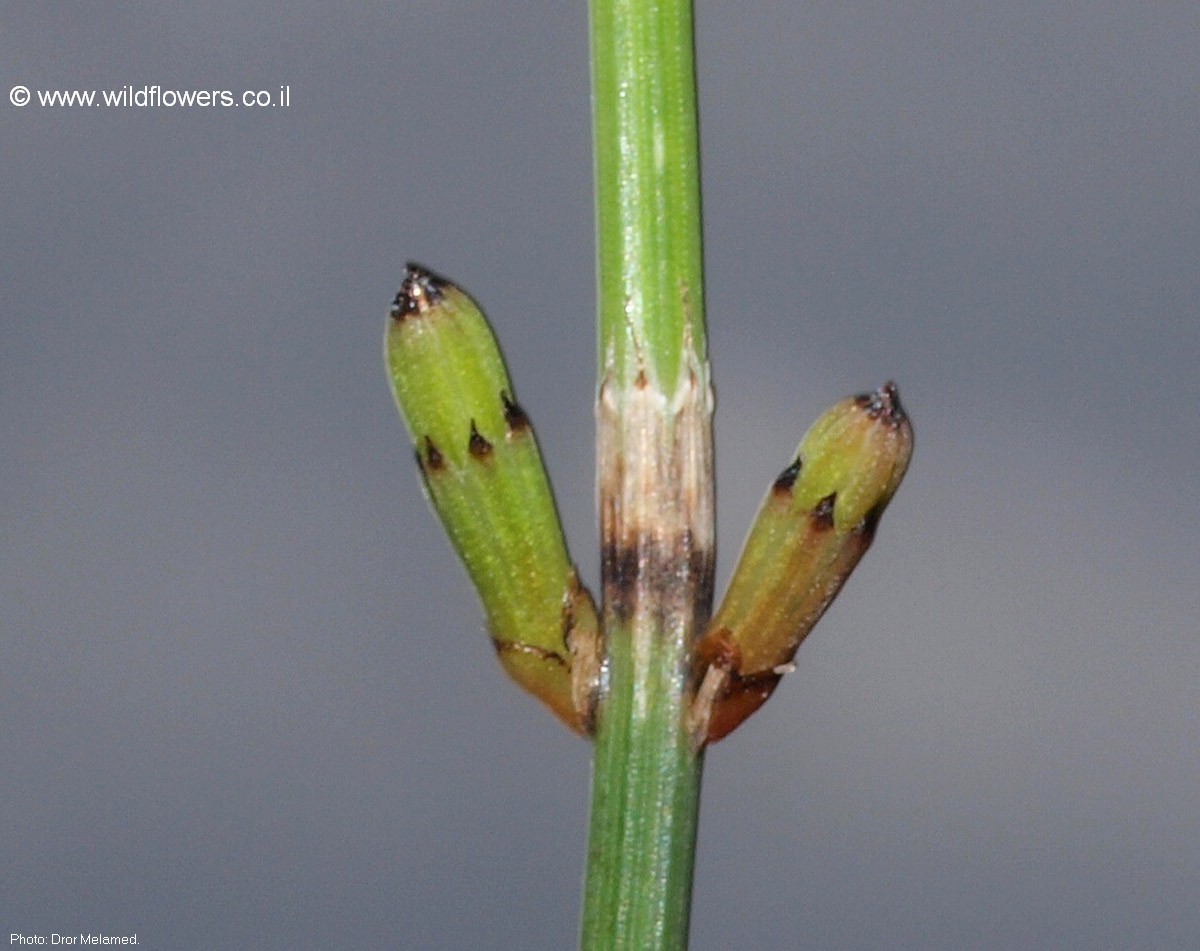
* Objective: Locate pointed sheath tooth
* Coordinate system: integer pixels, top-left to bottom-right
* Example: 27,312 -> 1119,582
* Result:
696,382 -> 913,742
384,264 -> 600,734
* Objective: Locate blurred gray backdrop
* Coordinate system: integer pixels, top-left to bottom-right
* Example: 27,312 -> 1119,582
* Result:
4,2 -> 1198,948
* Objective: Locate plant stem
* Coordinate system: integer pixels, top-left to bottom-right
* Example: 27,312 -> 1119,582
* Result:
581,0 -> 712,948
590,0 -> 707,388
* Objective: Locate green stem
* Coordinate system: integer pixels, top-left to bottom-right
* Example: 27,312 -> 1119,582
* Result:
581,0 -> 711,948
590,0 -> 707,387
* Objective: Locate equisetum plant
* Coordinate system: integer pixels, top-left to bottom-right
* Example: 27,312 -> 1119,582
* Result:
383,1 -> 913,948
383,263 -> 913,915
386,265 -> 912,743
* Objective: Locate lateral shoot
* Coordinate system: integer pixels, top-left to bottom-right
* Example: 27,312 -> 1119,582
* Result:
385,264 -> 600,734
692,383 -> 914,743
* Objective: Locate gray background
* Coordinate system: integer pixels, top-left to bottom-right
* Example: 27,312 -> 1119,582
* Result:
4,2 -> 1198,948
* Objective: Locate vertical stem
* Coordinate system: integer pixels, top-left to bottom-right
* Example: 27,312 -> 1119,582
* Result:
582,0 -> 713,948
590,0 -> 707,386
